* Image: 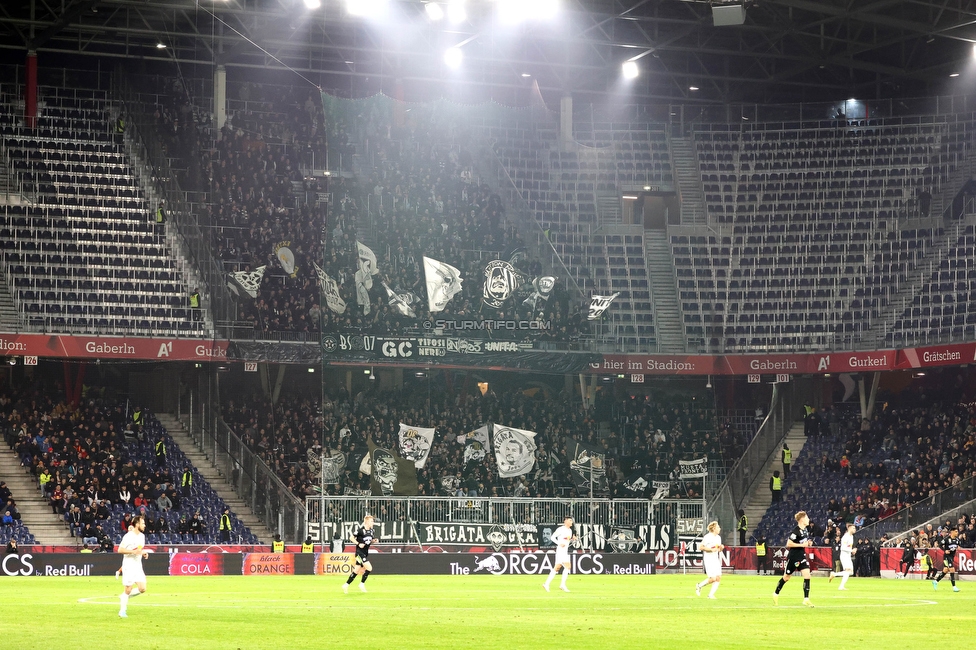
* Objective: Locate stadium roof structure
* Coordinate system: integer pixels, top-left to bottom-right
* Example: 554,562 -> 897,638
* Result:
1,1 -> 975,107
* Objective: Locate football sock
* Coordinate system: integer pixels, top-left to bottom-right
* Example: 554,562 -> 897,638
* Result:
803,579 -> 810,598
936,573 -> 945,582
128,590 -> 142,599
697,579 -> 708,589
774,578 -> 785,594
951,576 -> 956,587
361,570 -> 370,583
839,572 -> 849,589
708,582 -> 719,597
119,593 -> 128,609
346,574 -> 357,585
544,569 -> 556,587
560,569 -> 568,588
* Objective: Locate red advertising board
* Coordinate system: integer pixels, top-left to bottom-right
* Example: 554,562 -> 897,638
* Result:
169,553 -> 225,576
0,333 -> 228,362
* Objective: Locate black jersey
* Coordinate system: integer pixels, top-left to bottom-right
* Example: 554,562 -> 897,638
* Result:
355,526 -> 374,556
786,526 -> 810,562
940,535 -> 960,564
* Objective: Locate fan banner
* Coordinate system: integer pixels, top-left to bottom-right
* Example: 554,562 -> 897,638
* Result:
383,282 -> 418,318
227,266 -> 266,299
273,242 -> 298,278
355,241 -> 379,315
587,293 -> 620,320
397,423 -> 435,468
314,263 -> 346,314
566,437 -> 608,495
678,457 -> 708,479
423,256 -> 464,312
368,439 -> 418,496
458,424 -> 490,465
491,424 -> 537,478
482,260 -> 525,309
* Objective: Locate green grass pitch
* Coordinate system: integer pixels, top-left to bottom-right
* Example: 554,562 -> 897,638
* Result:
6,573 -> 974,648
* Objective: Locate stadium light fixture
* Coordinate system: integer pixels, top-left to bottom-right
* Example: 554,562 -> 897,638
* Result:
447,0 -> 466,24
622,61 -> 639,79
303,0 -> 321,8
951,73 -> 960,77
622,194 -> 638,200
155,42 -> 167,49
521,73 -> 531,77
425,2 -> 444,20
444,46 -> 463,69
689,85 -> 699,91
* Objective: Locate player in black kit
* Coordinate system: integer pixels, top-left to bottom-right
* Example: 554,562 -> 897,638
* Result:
933,527 -> 961,592
343,514 -> 375,593
773,511 -> 815,607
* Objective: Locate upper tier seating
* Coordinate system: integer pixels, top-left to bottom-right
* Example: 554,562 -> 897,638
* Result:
0,85 -> 204,336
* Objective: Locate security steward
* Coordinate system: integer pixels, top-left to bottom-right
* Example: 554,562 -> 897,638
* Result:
219,508 -> 233,543
737,510 -> 748,546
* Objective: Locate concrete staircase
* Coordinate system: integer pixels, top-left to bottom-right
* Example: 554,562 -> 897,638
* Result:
155,413 -> 270,544
644,230 -> 686,352
742,421 -> 807,542
0,444 -> 76,545
669,136 -> 706,225
0,267 -> 21,330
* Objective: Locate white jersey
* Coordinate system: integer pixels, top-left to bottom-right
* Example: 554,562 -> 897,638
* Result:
551,525 -> 574,549
840,532 -> 854,560
701,532 -> 722,554
119,530 -> 146,586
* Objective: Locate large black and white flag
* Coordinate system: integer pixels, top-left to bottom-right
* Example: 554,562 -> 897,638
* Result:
522,276 -> 556,311
423,256 -> 464,312
397,422 -> 435,469
678,457 -> 708,479
456,424 -> 490,465
382,282 -> 418,318
355,241 -> 379,315
491,424 -> 537,478
227,265 -> 266,299
274,241 -> 298,278
587,292 -> 620,320
314,263 -> 346,314
483,260 -> 525,309
566,437 -> 608,495
622,471 -> 649,495
308,448 -> 346,485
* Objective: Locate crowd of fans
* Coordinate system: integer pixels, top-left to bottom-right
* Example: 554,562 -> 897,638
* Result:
147,80 -> 589,340
320,98 -> 587,340
221,378 -> 720,501
0,386 -> 229,547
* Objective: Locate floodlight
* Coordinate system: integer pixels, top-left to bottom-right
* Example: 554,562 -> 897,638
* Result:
622,61 -> 639,79
304,0 -> 321,8
444,47 -> 463,69
425,2 -> 444,20
155,42 -> 167,49
447,0 -> 466,24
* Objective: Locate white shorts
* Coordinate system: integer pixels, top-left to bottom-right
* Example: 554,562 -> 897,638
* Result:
840,556 -> 853,572
704,557 -> 722,578
554,550 -> 571,566
121,566 -> 146,587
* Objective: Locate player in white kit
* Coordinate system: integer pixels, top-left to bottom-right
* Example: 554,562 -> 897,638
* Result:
544,516 -> 577,593
696,521 -> 725,599
118,515 -> 149,618
829,523 -> 856,590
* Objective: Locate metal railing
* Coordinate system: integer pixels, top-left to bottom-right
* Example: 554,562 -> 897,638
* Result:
706,379 -> 808,535
178,385 -> 306,543
111,71 -> 236,330
306,496 -> 704,548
